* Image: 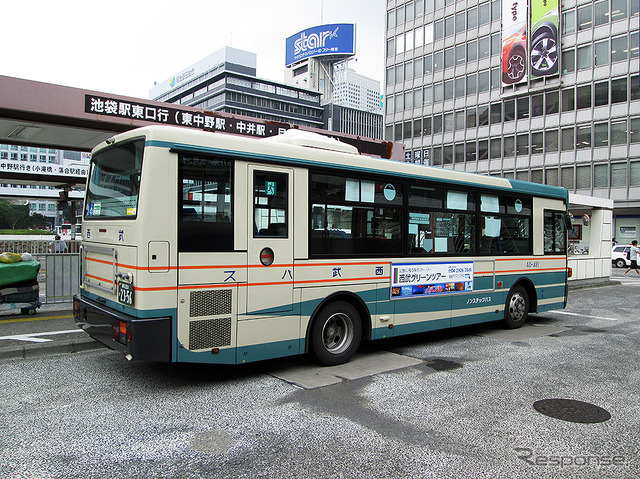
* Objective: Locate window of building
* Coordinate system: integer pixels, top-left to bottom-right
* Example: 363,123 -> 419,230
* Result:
424,85 -> 433,105
467,73 -> 477,95
594,122 -> 609,148
433,114 -> 443,133
455,12 -> 465,34
632,0 -> 640,16
577,85 -> 592,109
563,10 -> 576,34
611,0 -> 627,21
466,107 -> 477,128
490,138 -> 501,159
394,124 -> 403,141
594,0 -> 609,26
594,40 -> 609,66
611,163 -> 627,187
423,117 -> 432,135
478,36 -> 490,59
595,81 -> 609,106
611,35 -> 628,63
504,136 -> 515,157
424,54 -> 433,74
479,2 -> 490,25
531,132 -> 543,154
532,94 -> 544,117
478,105 -> 489,126
633,75 -> 640,99
562,127 -> 575,151
578,4 -> 593,30
467,6 -> 478,29
466,142 -> 477,162
491,67 -> 500,90
491,33 -> 500,57
455,78 -> 465,97
594,163 -> 608,187
577,45 -> 592,69
433,51 -> 443,71
444,80 -> 454,100
576,165 -> 591,189
516,134 -> 529,156
562,49 -> 575,73
435,19 -> 444,40
445,47 -> 455,69
561,167 -> 574,190
504,99 -> 515,122
414,57 -> 423,78
455,110 -> 465,130
576,125 -> 592,149
404,121 -> 413,139
456,45 -> 466,66
546,168 -> 559,186
478,70 -> 490,93
562,88 -> 575,112
546,130 -> 559,152
611,77 -> 627,103
517,97 -> 529,119
631,161 -> 640,186
611,120 -> 628,145
631,118 -> 640,142
546,91 -> 559,114
490,103 -> 501,124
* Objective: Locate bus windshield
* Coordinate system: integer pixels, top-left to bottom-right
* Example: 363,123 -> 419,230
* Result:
84,139 -> 144,219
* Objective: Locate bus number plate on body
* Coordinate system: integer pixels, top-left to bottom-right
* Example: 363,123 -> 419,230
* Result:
118,282 -> 134,306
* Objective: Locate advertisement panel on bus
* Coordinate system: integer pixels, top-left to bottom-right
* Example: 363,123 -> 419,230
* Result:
285,23 -> 355,67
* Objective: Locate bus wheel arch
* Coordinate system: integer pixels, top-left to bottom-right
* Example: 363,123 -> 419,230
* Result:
504,279 -> 537,329
307,293 -> 371,366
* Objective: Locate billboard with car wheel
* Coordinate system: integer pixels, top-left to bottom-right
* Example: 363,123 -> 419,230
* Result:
531,0 -> 560,80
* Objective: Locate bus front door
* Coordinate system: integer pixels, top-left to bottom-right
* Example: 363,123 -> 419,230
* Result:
246,166 -> 294,314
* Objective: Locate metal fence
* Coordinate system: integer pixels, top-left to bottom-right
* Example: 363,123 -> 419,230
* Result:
1,240 -> 80,304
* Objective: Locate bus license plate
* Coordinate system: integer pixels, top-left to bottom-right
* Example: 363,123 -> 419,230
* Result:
118,282 -> 134,306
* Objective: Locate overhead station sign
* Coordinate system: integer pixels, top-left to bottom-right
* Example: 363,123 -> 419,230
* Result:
285,23 -> 355,67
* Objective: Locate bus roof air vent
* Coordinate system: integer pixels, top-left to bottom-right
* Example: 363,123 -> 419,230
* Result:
264,129 -> 359,155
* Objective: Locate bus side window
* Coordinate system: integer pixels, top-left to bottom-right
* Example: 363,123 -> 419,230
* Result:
254,171 -> 288,238
178,155 -> 233,252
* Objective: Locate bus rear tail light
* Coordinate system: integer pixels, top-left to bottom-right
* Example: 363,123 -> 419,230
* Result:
568,267 -> 573,278
113,320 -> 130,344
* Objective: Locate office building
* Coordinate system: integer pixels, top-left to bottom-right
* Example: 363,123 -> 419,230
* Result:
385,0 -> 639,240
150,47 -> 324,130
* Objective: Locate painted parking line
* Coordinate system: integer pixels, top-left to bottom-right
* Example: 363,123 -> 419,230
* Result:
0,329 -> 82,343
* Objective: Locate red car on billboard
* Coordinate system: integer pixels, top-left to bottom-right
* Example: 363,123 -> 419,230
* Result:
502,24 -> 527,85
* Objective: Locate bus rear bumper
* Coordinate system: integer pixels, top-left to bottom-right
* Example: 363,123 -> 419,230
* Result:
73,295 -> 172,362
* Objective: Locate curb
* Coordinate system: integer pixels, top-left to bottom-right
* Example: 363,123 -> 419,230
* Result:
0,338 -> 105,361
568,279 -> 621,291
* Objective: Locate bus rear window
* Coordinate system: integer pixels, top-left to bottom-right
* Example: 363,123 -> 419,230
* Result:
84,139 -> 144,219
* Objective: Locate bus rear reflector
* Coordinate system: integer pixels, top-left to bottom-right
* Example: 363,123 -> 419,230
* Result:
113,320 -> 128,345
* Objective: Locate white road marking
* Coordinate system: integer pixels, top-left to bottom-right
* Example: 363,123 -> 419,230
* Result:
548,311 -> 618,321
0,329 -> 83,343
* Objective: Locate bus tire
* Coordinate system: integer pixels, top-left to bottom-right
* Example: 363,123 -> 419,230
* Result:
311,301 -> 362,366
504,286 -> 528,329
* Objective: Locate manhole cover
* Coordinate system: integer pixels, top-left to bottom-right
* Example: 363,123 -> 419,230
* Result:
533,399 -> 611,423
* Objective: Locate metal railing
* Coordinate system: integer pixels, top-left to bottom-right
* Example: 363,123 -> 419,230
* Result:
2,240 -> 80,304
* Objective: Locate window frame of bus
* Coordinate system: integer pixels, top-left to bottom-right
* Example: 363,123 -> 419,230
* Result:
178,153 -> 234,252
84,137 -> 144,220
544,210 -> 568,254
309,169 -> 534,258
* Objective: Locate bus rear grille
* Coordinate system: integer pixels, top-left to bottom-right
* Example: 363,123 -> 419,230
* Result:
189,317 -> 232,350
189,289 -> 232,317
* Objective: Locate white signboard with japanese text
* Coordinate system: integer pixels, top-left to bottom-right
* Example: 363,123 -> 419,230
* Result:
391,262 -> 474,299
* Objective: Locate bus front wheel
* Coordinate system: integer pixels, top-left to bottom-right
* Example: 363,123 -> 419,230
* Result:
504,286 -> 529,329
311,301 -> 362,366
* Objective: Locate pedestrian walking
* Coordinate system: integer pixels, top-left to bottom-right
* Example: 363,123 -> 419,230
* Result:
49,235 -> 68,253
624,240 -> 640,276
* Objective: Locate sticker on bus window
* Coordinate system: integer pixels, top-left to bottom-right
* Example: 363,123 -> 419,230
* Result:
391,262 -> 473,299
126,207 -> 137,216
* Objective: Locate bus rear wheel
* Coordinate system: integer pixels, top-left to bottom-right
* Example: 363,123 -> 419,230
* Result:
311,301 -> 362,366
504,286 -> 529,329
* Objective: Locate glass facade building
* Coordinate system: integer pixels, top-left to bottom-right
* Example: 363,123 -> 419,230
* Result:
385,0 -> 640,239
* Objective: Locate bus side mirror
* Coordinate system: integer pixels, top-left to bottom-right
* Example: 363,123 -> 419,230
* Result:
564,213 -> 573,230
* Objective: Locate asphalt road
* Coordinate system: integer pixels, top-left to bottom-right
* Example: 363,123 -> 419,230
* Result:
1,269 -> 639,478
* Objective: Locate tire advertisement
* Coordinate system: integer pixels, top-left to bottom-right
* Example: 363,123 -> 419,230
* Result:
502,0 -> 528,86
530,0 -> 560,79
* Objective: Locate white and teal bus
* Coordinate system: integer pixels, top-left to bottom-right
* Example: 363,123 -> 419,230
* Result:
74,125 -> 571,366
